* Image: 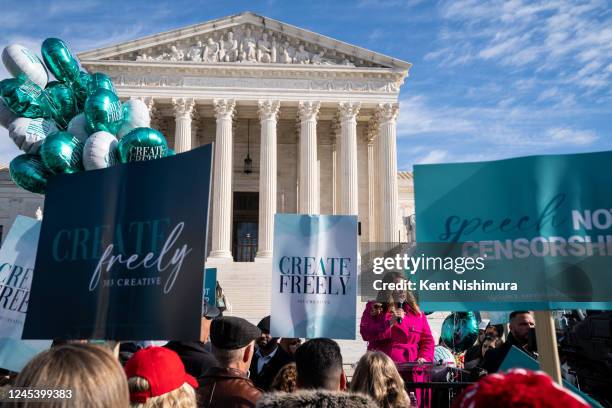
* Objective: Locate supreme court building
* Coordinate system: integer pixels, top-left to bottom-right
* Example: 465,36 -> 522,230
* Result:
2,13 -> 419,333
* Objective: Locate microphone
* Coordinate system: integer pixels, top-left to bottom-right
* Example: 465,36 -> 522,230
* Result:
396,302 -> 404,324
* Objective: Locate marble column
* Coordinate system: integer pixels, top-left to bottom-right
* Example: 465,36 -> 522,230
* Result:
298,101 -> 320,214
210,99 -> 236,259
377,103 -> 400,242
331,117 -> 341,214
367,123 -> 377,242
172,97 -> 195,153
143,97 -> 158,130
256,100 -> 280,259
339,102 -> 360,215
191,109 -> 200,149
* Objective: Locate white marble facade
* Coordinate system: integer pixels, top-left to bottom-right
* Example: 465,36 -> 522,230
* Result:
77,12 -> 411,264
0,13 -> 411,326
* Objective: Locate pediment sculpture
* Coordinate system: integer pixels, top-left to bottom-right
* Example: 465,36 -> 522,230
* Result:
132,24 -> 367,67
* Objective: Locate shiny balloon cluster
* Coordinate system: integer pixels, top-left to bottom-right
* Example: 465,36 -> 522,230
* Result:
0,39 -> 174,194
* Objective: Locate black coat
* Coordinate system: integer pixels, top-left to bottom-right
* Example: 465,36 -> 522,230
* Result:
165,341 -> 218,378
482,333 -> 537,373
249,346 -> 294,391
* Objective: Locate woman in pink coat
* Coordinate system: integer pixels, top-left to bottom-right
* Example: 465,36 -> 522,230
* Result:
360,271 -> 435,406
360,271 -> 434,363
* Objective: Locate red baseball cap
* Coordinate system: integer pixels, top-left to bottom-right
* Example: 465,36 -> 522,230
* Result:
124,346 -> 198,403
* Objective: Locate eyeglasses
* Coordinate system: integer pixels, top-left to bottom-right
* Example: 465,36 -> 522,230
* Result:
372,303 -> 384,310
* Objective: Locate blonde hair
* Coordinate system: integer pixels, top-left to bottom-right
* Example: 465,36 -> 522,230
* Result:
270,363 -> 297,393
12,343 -> 129,408
350,351 -> 410,408
127,376 -> 196,408
375,271 -> 421,315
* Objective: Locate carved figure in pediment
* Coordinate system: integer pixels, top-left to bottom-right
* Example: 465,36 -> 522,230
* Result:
187,41 -> 203,62
282,41 -> 295,64
281,48 -> 293,64
136,53 -> 146,61
257,32 -> 272,63
341,57 -> 356,67
242,27 -> 257,62
294,44 -> 310,64
238,42 -> 246,62
169,45 -> 184,61
153,52 -> 167,61
219,31 -> 238,62
270,37 -> 278,63
203,38 -> 219,62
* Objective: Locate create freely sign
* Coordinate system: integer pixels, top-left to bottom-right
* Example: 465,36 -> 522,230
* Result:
270,214 -> 358,339
0,216 -> 51,371
414,151 -> 612,310
0,216 -> 40,338
23,145 -> 212,340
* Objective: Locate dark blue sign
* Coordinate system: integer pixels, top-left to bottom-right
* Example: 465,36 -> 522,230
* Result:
23,145 -> 212,340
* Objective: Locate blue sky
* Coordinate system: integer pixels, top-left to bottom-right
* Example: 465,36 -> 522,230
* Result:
0,0 -> 610,170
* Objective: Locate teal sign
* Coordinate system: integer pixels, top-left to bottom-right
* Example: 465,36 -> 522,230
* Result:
203,268 -> 216,306
414,151 -> 612,310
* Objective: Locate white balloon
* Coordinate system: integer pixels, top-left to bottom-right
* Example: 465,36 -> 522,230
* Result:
0,98 -> 17,129
8,117 -> 59,154
2,44 -> 48,89
83,131 -> 118,170
67,113 -> 89,143
117,99 -> 150,138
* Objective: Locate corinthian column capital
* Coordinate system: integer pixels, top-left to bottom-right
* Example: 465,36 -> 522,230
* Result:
258,100 -> 280,122
298,101 -> 320,122
376,102 -> 399,125
338,102 -> 361,122
172,97 -> 195,120
213,99 -> 236,120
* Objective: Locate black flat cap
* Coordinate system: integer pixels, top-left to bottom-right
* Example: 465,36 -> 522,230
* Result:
210,317 -> 261,350
257,316 -> 271,332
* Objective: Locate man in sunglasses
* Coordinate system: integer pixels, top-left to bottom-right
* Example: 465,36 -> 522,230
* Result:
165,301 -> 221,377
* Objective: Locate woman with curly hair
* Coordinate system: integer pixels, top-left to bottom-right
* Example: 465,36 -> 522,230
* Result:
270,362 -> 297,393
350,351 -> 411,408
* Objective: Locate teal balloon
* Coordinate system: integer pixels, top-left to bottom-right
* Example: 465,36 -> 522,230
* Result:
88,73 -> 116,95
44,81 -> 78,128
41,38 -> 79,83
117,127 -> 168,163
40,131 -> 84,174
9,154 -> 52,194
72,71 -> 91,109
166,148 -> 176,157
440,312 -> 479,353
0,77 -> 54,119
84,89 -> 123,135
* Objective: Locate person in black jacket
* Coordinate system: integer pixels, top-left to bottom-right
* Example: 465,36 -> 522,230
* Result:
165,302 -> 220,377
249,315 -> 294,391
482,311 -> 537,373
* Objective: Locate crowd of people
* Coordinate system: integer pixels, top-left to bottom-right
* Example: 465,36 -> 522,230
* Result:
0,272 -> 592,407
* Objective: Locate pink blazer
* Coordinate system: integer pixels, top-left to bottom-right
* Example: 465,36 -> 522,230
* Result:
360,301 -> 434,364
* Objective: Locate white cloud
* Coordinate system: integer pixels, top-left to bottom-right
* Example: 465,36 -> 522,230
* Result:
396,93 -> 601,156
415,149 -> 449,164
397,95 -> 476,136
546,127 -> 598,145
430,0 -> 612,94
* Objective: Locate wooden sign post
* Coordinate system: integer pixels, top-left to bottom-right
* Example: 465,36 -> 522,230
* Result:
534,310 -> 562,384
